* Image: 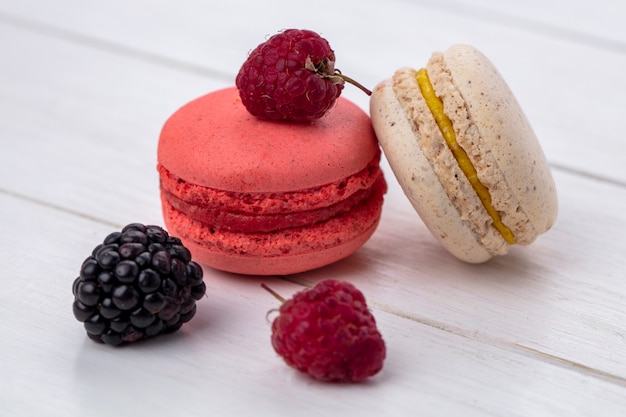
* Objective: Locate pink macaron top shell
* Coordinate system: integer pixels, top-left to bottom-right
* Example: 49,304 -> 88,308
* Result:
157,87 -> 379,193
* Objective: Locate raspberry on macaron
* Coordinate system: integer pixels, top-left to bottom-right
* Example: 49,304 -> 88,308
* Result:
236,28 -> 370,122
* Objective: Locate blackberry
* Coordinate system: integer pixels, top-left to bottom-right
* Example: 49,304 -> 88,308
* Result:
72,223 -> 206,345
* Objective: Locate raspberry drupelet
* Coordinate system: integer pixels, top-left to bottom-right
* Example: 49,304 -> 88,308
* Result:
263,279 -> 386,382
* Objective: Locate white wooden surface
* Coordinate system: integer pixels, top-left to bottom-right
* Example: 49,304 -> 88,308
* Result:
1,0 -> 626,416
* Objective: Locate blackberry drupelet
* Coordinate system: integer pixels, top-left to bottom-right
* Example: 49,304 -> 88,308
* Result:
72,223 -> 206,345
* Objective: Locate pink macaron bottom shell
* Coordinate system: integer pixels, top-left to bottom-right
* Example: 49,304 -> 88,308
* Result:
160,177 -> 386,275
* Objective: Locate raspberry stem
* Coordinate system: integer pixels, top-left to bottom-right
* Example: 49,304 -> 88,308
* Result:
305,56 -> 372,96
333,71 -> 372,96
261,283 -> 286,303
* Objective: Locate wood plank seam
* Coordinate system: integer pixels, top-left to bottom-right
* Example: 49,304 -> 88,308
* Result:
0,11 -> 233,83
408,0 -> 626,54
370,300 -> 626,388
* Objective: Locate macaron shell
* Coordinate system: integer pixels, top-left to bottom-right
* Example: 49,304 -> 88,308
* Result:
160,185 -> 385,275
181,229 -> 379,276
441,45 -> 558,238
158,87 -> 379,193
370,79 -> 492,263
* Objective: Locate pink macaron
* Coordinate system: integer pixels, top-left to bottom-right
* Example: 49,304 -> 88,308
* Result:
157,87 -> 386,275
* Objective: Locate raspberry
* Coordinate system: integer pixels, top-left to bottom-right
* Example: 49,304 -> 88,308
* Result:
262,280 -> 386,382
236,29 -> 370,122
72,223 -> 206,345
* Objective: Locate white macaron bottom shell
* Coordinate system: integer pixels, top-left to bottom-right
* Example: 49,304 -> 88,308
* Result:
371,81 -> 493,263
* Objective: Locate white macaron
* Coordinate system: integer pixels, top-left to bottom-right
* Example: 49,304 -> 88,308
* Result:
370,44 -> 558,263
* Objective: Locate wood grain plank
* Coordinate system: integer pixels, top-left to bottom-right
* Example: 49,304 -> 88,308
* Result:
402,0 -> 626,46
1,0 -> 625,183
0,22 -> 229,226
1,193 -> 626,417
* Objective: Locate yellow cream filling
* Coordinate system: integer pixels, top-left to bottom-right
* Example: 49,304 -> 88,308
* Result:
416,68 -> 516,244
